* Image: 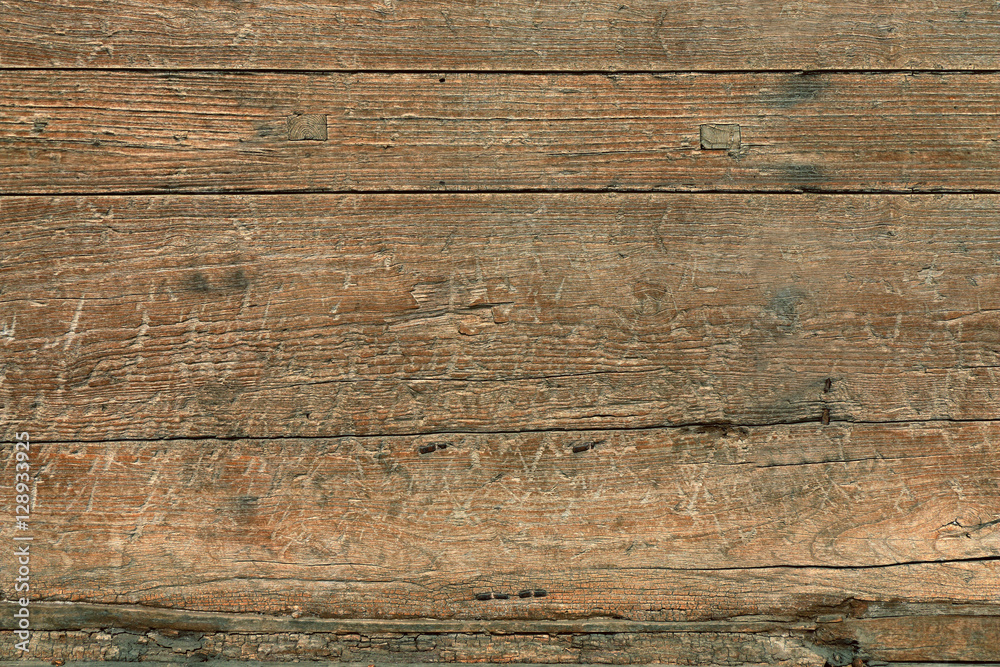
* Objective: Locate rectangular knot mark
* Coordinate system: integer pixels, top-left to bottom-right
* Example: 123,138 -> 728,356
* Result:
288,114 -> 328,141
700,123 -> 741,150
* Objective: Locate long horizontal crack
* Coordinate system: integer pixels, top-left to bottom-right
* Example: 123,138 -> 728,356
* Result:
0,599 -> 817,634
17,415 -> 1000,446
622,554 -> 1000,572
4,67 -> 1000,75
237,369 -> 665,395
5,188 -> 1000,197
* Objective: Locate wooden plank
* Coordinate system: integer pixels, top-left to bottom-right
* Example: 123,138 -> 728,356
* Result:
5,605 -> 1000,664
2,0 -> 1000,71
5,194 -> 1000,440
2,422 -> 998,621
818,615 -> 1000,662
0,605 -> 819,633
0,628 -> 830,665
3,72 -> 1000,194
0,608 -> 828,664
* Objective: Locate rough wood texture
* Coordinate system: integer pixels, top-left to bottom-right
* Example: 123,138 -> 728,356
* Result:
4,4 -> 999,663
5,194 -> 1000,440
818,615 -> 1000,662
2,0 -> 1000,71
3,72 -> 1000,194
3,606 -> 999,664
1,421 -> 998,621
0,631 -> 832,666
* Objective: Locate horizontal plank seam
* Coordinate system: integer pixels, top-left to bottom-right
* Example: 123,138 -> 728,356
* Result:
3,67 -> 1000,75
619,555 -> 1000,572
0,602 -> 819,632
6,189 -> 1000,197
15,416 -> 1000,446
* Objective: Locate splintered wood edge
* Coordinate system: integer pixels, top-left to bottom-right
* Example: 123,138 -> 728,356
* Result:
0,603 -> 812,633
5,601 -> 999,633
2,605 -> 999,664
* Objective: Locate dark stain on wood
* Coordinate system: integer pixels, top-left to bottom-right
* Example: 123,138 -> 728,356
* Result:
763,73 -> 826,108
225,268 -> 249,292
780,163 -> 826,186
184,271 -> 211,293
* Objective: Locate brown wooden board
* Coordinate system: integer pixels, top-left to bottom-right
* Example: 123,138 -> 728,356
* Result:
4,194 -> 1000,441
4,7 -> 1000,662
0,422 -> 998,622
3,72 -> 1000,194
2,0 -> 1000,72
4,607 -> 1000,663
818,615 -> 1000,662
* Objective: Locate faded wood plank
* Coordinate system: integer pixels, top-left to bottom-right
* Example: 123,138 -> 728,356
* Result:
2,0 -> 999,71
0,627 -> 829,665
818,615 -> 1000,662
1,423 -> 998,621
5,194 -> 1000,439
3,72 -> 1000,194
4,606 -> 1000,664
0,610 -> 829,664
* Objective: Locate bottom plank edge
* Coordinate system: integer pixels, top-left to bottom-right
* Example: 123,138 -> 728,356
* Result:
3,664 -> 999,667
0,603 -> 811,634
1,605 -> 998,665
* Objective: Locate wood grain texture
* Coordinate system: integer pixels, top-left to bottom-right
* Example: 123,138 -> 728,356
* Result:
2,0 -> 1000,71
0,630 -> 832,666
818,615 -> 1000,662
3,72 -> 1000,194
4,606 -> 1000,664
5,194 -> 1000,440
0,611 -> 832,664
1,422 -> 997,620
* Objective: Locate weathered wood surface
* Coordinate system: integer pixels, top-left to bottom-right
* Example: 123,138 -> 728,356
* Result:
1,421 -> 998,621
0,611 -> 828,664
2,0 -> 1000,71
3,72 -> 1000,194
5,4 -> 1000,664
818,615 -> 1000,662
3,606 -> 999,663
4,194 -> 1000,440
